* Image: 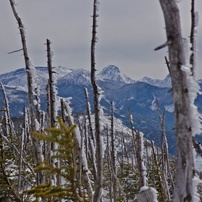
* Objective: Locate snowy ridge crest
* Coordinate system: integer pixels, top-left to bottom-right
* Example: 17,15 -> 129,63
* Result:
141,75 -> 171,88
58,68 -> 91,86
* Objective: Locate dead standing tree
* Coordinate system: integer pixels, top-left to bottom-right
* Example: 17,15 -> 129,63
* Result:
156,99 -> 173,200
0,82 -> 14,139
46,39 -> 57,128
90,0 -> 103,201
9,0 -> 43,185
156,0 -> 199,201
110,102 -> 117,202
9,0 -> 36,131
190,0 -> 197,76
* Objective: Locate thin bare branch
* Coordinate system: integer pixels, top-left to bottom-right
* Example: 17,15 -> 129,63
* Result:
8,48 -> 23,54
154,39 -> 171,51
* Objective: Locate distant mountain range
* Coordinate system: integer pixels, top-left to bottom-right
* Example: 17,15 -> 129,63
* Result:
0,65 -> 202,154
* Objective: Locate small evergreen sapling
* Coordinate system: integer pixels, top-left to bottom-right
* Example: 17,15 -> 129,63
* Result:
26,117 -> 87,202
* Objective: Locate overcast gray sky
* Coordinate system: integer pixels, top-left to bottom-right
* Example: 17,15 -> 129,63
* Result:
0,0 -> 201,80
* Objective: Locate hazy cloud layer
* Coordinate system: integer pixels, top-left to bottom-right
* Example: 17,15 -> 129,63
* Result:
0,0 -> 201,80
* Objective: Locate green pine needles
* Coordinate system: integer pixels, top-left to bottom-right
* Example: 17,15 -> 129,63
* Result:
26,117 -> 87,202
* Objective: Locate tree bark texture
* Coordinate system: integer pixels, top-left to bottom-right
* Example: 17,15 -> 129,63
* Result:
136,189 -> 156,202
136,132 -> 146,189
110,102 -> 117,202
9,0 -> 36,131
9,0 -> 43,185
190,0 -> 197,76
0,82 -> 14,138
90,0 -> 103,201
156,99 -> 172,200
158,0 -> 194,201
47,39 -> 56,128
84,88 -> 97,180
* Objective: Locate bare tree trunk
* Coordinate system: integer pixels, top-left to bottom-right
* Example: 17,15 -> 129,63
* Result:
79,114 -> 86,198
17,128 -> 24,195
61,99 -> 94,201
23,107 -> 30,150
157,0 -> 194,201
46,39 -> 60,187
84,88 -> 95,145
106,128 -> 113,202
136,132 -> 146,188
128,111 -> 137,170
90,0 -> 103,201
34,87 -> 42,131
9,0 -> 36,131
110,102 -> 117,202
84,88 -> 97,180
0,82 -> 14,139
128,112 -> 146,188
156,99 -> 172,200
47,39 -> 56,128
121,131 -> 129,166
190,0 -> 197,76
9,0 -> 43,185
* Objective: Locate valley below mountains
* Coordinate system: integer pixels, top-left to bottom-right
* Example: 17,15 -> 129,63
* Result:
0,65 -> 202,155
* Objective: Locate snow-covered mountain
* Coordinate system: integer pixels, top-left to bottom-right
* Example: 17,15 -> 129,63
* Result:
98,65 -> 135,84
140,76 -> 162,87
0,66 -> 73,93
140,75 -> 171,88
58,68 -> 91,86
0,65 -> 202,155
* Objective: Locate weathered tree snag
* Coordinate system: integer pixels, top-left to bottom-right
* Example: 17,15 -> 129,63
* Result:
90,0 -> 103,201
9,0 -> 35,131
84,88 -> 97,181
0,82 -> 14,139
128,112 -> 146,189
156,99 -> 173,200
84,88 -> 95,146
106,128 -> 113,202
46,39 -> 61,187
110,102 -> 117,202
158,0 -> 194,201
190,0 -> 197,76
9,0 -> 43,185
128,111 -> 137,171
47,39 -> 56,128
136,132 -> 147,189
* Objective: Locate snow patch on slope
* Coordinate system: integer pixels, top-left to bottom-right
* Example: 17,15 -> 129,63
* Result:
141,75 -> 171,88
165,104 -> 174,113
58,68 -> 91,86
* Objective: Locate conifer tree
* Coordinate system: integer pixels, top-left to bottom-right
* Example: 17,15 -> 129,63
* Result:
0,131 -> 21,202
26,118 -> 86,202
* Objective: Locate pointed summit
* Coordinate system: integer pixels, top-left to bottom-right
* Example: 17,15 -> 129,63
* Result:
98,65 -> 135,84
98,65 -> 121,80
